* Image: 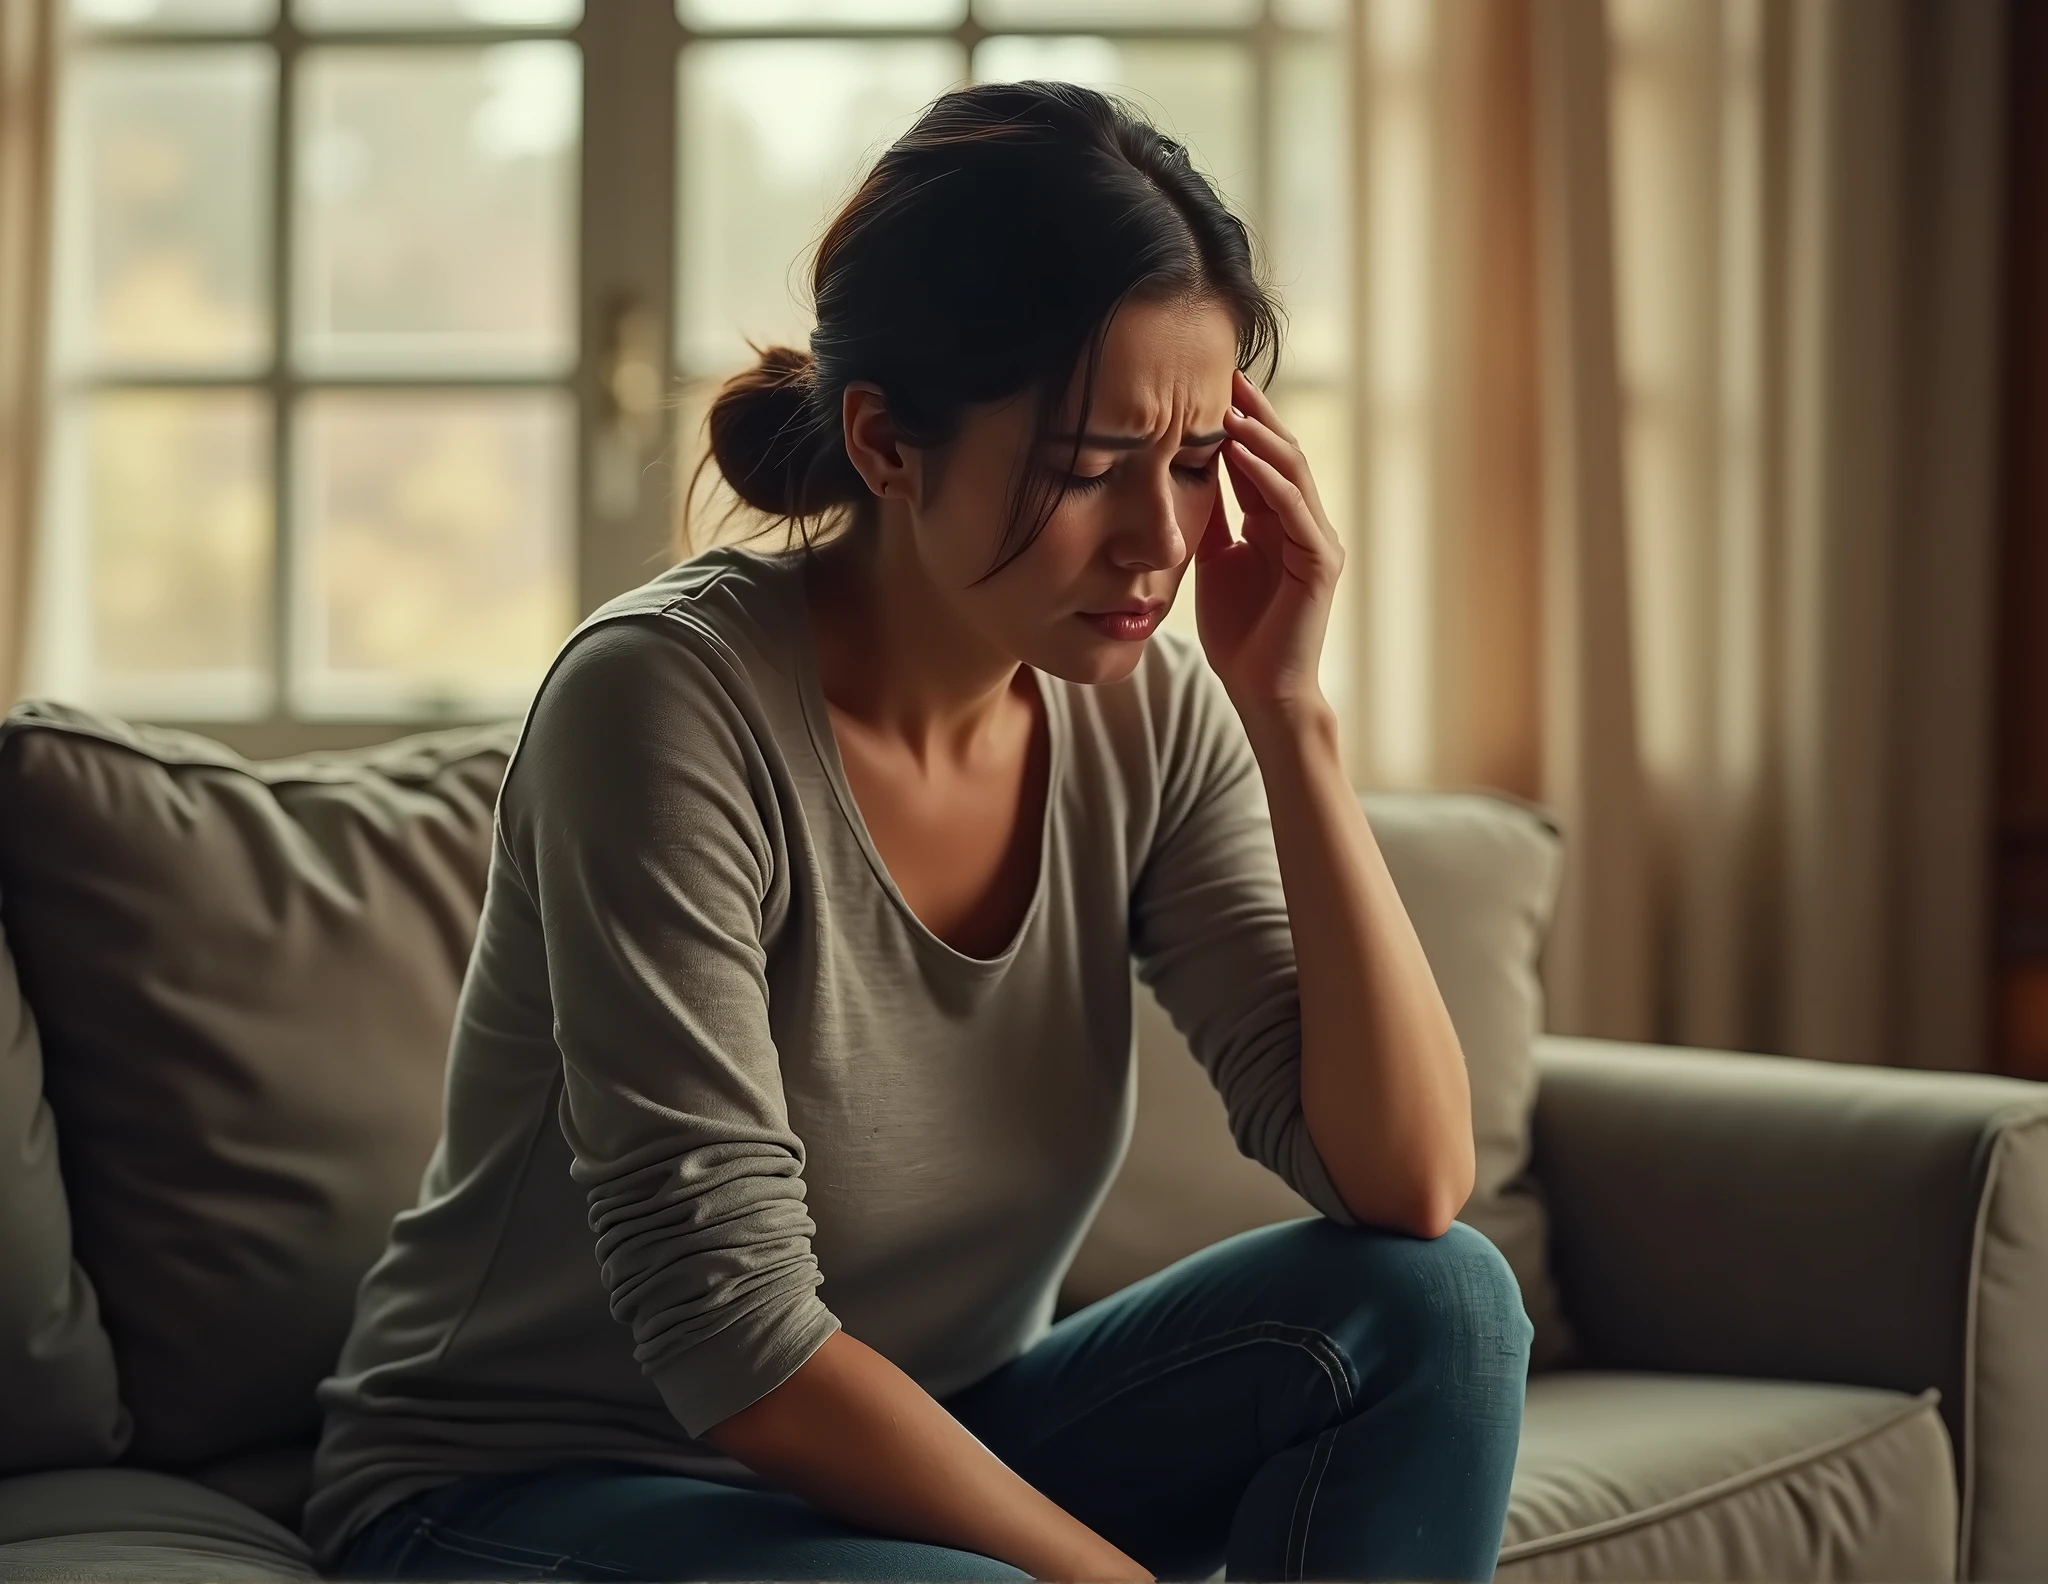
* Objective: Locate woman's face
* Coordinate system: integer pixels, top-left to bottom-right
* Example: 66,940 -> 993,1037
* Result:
905,294 -> 1240,686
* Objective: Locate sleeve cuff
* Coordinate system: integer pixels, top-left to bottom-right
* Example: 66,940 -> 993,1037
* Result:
1288,1115 -> 1362,1228
648,1289 -> 843,1440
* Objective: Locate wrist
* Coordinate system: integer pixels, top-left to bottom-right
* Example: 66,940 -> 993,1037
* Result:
1234,689 -> 1340,758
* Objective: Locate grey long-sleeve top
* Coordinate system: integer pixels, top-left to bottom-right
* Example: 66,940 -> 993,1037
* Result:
303,544 -> 1357,1567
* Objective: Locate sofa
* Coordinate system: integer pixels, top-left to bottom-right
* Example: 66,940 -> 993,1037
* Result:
0,700 -> 2043,1582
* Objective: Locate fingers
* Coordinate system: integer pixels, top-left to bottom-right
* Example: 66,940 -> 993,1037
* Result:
1223,435 -> 1305,533
1223,405 -> 1305,497
1222,404 -> 1329,537
1224,437 -> 1330,568
1193,477 -> 1234,562
1233,483 -> 1325,587
1231,367 -> 1297,446
1222,428 -> 1265,522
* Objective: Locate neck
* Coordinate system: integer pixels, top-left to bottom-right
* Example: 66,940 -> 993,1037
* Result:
802,514 -> 1026,765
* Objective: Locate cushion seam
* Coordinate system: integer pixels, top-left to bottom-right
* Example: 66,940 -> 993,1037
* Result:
1496,1387 -> 1942,1563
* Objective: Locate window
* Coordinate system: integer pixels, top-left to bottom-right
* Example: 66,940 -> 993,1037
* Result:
34,0 -> 1350,746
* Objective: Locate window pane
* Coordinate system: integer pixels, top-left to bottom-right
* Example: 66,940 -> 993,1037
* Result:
54,48 -> 273,374
36,391 -> 273,717
681,0 -> 964,26
676,39 -> 963,375
292,391 -> 575,717
972,37 -> 1253,215
295,0 -> 581,28
975,0 -> 1258,26
1273,40 -> 1347,381
294,43 -> 579,375
66,0 -> 276,29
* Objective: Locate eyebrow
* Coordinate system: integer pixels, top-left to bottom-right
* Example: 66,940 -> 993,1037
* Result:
1049,428 -> 1228,451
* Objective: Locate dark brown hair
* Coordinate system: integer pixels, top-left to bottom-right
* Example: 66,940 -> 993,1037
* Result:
687,79 -> 1283,579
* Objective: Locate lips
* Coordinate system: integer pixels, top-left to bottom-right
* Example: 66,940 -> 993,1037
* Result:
1077,600 -> 1167,642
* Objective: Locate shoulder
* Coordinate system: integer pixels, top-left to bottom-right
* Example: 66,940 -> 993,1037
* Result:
500,548 -> 807,840
531,545 -> 802,744
571,543 -> 802,681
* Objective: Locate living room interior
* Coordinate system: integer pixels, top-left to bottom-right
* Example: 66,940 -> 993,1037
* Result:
1,0 -> 2045,1580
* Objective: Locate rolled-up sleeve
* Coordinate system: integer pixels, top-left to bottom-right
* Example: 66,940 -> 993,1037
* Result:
1127,640 -> 1360,1228
497,617 -> 840,1439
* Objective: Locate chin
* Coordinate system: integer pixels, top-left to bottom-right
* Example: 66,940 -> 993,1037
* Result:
1032,633 -> 1152,688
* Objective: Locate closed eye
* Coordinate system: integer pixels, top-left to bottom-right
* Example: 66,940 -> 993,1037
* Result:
1049,450 -> 1219,494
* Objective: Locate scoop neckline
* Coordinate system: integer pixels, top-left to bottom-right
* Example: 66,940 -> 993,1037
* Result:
766,545 -> 1064,975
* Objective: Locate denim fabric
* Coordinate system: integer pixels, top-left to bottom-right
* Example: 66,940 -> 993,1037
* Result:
338,1218 -> 1531,1583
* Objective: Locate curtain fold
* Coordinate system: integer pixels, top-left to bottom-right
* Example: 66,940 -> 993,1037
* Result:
0,0 -> 56,708
1348,0 -> 2008,1068
1529,0 -> 1655,1041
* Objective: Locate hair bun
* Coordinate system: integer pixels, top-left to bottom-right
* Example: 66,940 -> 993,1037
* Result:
706,344 -> 862,520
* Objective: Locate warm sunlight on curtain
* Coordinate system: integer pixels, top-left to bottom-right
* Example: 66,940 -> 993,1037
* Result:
0,0 -> 56,707
1347,0 -> 2008,1067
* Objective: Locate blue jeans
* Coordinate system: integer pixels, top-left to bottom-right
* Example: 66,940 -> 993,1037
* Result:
339,1218 -> 1532,1582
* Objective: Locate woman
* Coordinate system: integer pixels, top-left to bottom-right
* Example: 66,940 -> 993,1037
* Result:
307,81 -> 1531,1584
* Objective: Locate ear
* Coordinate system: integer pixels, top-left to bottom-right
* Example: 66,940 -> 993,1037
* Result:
842,382 -> 920,504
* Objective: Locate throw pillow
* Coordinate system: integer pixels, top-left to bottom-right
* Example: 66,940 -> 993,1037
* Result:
0,703 -> 515,1469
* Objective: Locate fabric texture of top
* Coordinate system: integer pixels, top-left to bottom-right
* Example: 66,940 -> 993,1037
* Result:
303,544 -> 1357,1567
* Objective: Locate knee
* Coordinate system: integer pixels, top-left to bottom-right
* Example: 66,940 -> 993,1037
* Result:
1391,1223 -> 1533,1428
1419,1221 -> 1533,1358
1324,1219 -> 1533,1401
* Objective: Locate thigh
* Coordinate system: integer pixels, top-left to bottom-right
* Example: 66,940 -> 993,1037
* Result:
341,1462 -> 1033,1583
940,1217 -> 1526,1578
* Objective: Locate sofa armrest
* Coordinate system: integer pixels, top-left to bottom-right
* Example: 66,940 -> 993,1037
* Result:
1531,1034 -> 2048,1581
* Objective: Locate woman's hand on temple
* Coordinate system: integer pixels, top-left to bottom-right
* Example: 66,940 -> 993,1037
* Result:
1192,367 -> 1345,722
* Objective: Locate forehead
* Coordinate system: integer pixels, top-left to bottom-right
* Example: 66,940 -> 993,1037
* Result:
1071,295 -> 1239,431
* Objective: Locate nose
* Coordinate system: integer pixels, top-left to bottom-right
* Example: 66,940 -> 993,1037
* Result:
1108,472 -> 1188,573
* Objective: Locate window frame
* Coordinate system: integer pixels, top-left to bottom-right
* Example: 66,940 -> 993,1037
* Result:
41,0 -> 1350,758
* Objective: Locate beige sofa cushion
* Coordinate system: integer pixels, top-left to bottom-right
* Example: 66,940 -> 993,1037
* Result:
1062,790 -> 1573,1366
0,704 -> 515,1470
0,1468 -> 314,1582
0,902 -> 127,1474
1500,1373 -> 1956,1580
1532,1036 -> 2048,1579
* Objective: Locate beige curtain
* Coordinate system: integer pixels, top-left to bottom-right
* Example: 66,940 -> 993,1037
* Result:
0,0 -> 55,709
1348,0 -> 2008,1069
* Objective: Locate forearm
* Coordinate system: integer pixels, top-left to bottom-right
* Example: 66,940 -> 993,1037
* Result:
1242,697 -> 1475,1236
703,1330 -> 1150,1583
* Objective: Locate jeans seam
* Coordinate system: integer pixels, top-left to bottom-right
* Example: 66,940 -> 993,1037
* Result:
1023,1321 -> 1357,1450
1284,1427 -> 1339,1581
415,1516 -> 632,1578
